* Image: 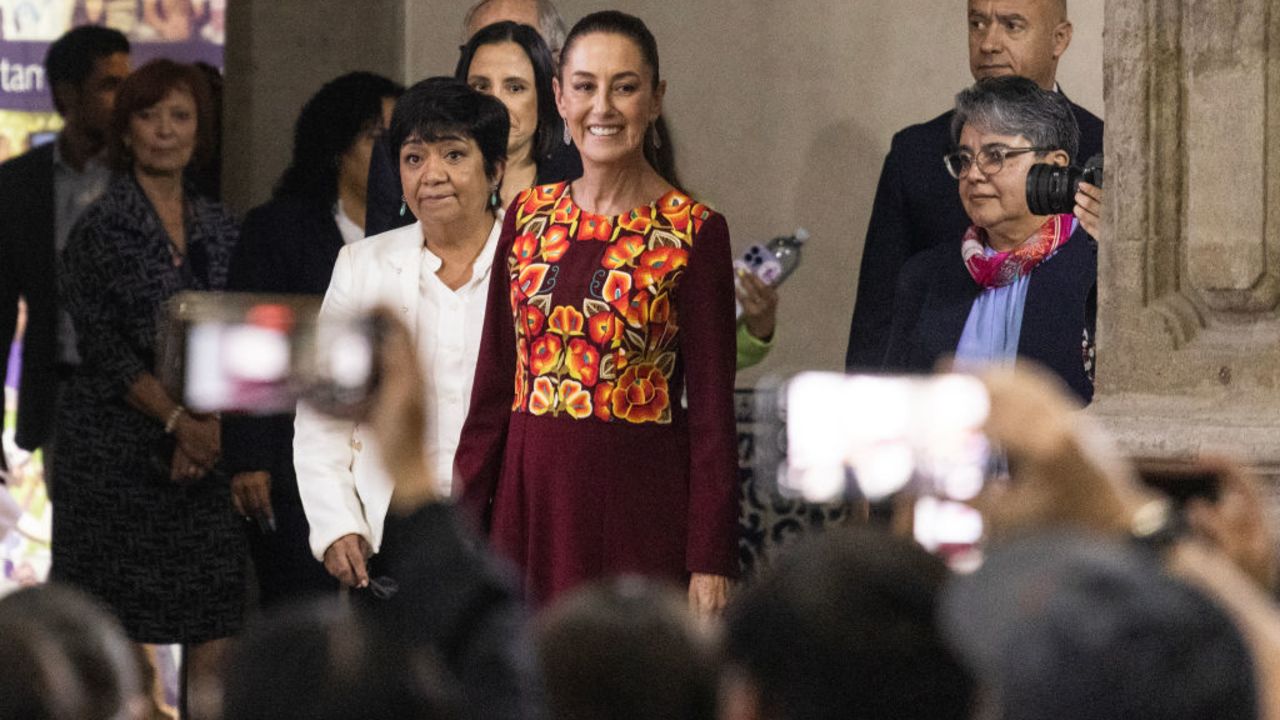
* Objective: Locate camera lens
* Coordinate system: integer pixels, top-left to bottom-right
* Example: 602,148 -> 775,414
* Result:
1025,163 -> 1082,216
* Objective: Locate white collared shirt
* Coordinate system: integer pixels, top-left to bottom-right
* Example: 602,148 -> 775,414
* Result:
333,198 -> 365,246
416,218 -> 502,495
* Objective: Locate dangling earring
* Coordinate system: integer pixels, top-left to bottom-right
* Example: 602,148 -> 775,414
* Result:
398,196 -> 407,217
563,122 -> 572,146
649,122 -> 662,149
489,186 -> 501,210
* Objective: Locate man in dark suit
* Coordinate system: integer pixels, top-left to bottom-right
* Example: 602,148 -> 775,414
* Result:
845,0 -> 1103,369
0,27 -> 130,473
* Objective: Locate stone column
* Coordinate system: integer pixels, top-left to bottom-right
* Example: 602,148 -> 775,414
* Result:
1093,0 -> 1280,479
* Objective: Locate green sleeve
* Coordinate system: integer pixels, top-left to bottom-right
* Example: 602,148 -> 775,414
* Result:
736,322 -> 775,370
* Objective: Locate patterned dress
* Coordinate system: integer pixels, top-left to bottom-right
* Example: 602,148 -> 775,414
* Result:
52,175 -> 245,644
456,183 -> 740,605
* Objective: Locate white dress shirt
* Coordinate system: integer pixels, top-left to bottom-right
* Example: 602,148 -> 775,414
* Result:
417,225 -> 500,496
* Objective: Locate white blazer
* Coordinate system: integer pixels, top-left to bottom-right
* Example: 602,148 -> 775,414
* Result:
293,218 -> 500,561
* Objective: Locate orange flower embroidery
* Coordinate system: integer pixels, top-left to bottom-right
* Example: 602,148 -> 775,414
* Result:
601,269 -> 632,303
540,225 -> 570,262
548,305 -> 585,337
518,185 -> 561,220
566,338 -> 600,387
512,232 -> 539,268
521,305 -> 546,337
633,247 -> 688,289
559,379 -> 593,419
512,360 -> 528,411
551,194 -> 580,226
529,376 -> 556,416
611,363 -> 670,424
577,215 -> 614,242
690,202 -> 712,235
514,263 -> 549,300
612,289 -> 650,328
588,310 -> 622,346
602,234 -> 646,269
593,382 -> 614,421
530,334 -> 563,376
659,192 -> 693,234
617,206 -> 654,236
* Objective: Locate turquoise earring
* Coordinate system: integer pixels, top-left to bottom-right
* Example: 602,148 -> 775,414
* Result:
399,196 -> 407,217
489,187 -> 501,210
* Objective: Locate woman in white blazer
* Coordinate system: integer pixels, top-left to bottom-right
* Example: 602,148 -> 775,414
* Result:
294,78 -> 510,591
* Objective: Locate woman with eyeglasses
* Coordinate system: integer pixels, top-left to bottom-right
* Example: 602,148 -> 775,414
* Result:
883,76 -> 1099,403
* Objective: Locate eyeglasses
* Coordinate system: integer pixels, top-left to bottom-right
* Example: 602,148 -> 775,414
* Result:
943,144 -> 1055,179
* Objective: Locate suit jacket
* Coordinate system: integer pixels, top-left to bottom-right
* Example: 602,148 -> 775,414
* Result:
845,96 -> 1103,370
293,219 -> 500,561
0,143 -> 58,458
222,196 -> 346,495
882,225 -> 1097,404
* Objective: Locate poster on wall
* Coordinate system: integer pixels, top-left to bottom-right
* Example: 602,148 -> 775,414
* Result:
1,0 -> 226,598
0,0 -> 225,161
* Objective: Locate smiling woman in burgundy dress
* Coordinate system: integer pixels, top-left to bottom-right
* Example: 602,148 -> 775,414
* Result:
456,10 -> 739,615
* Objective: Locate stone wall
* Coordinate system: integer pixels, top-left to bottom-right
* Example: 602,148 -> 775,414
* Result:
1092,0 -> 1280,486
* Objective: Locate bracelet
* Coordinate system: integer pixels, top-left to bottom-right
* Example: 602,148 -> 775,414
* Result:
164,405 -> 186,434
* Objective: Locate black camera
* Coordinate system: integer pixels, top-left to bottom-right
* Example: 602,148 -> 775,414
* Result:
1026,153 -> 1103,216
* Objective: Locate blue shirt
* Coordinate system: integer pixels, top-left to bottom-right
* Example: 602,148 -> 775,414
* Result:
954,248 -> 1032,369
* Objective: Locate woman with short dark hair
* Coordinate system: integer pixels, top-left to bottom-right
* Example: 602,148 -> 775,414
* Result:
294,77 -> 511,596
222,71 -> 403,609
54,58 -> 242,701
884,76 -> 1097,402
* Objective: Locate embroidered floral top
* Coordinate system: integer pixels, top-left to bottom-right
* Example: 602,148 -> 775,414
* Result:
507,182 -> 719,425
455,181 -> 742,597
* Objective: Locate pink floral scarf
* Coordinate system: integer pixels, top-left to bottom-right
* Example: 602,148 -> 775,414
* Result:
962,214 -> 1075,288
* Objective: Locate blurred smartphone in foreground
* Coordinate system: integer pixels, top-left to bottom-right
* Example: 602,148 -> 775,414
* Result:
159,292 -> 380,418
755,372 -> 992,560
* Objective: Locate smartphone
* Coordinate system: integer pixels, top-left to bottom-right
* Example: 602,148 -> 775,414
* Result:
754,372 -> 991,562
734,244 -> 785,285
160,292 -> 379,417
767,372 -> 992,502
1134,458 -> 1221,508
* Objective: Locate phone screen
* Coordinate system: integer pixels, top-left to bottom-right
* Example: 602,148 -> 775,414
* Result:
168,292 -> 376,416
780,373 -> 991,502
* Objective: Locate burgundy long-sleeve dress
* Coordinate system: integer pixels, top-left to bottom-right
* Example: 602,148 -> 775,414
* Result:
456,182 -> 740,605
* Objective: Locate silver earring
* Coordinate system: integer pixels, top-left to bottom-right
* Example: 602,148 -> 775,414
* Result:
649,123 -> 661,149
399,196 -> 407,217
563,123 -> 572,145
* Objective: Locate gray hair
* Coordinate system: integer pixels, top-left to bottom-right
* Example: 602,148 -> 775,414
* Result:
951,76 -> 1079,163
463,0 -> 568,53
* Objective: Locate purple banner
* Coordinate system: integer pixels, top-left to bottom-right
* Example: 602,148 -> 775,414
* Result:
0,1 -> 225,112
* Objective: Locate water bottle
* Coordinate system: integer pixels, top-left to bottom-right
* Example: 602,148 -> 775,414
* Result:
763,228 -> 808,286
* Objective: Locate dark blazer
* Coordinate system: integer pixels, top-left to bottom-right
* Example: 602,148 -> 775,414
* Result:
882,225 -> 1097,404
0,143 -> 58,459
364,135 -> 583,237
845,96 -> 1103,370
222,195 -> 346,487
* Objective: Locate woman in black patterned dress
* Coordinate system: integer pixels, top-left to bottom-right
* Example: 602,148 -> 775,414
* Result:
53,59 -> 243,696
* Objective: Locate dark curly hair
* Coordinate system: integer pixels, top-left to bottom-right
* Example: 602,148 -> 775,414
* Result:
274,72 -> 404,204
